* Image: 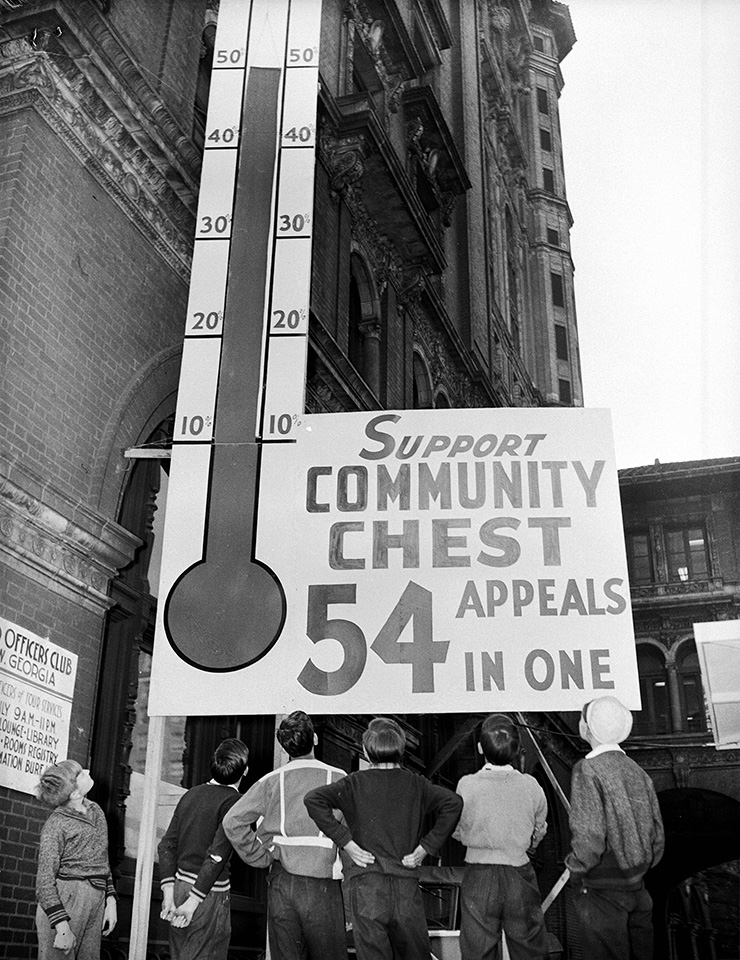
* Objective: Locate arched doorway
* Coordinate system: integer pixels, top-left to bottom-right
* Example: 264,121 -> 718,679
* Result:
91,419 -> 274,957
650,788 -> 740,959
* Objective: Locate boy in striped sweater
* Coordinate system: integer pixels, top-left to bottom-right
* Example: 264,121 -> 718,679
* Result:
158,738 -> 249,960
35,759 -> 117,958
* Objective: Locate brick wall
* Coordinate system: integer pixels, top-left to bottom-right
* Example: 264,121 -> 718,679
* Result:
311,163 -> 340,340
0,789 -> 45,958
0,21 -> 192,955
0,108 -> 187,503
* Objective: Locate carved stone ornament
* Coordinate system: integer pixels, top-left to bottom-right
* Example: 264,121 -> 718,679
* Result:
0,24 -> 198,279
489,5 -> 512,34
0,458 -> 140,614
321,126 -> 405,294
343,0 -> 410,113
306,377 -> 348,415
399,266 -> 428,310
323,134 -> 367,198
412,310 -> 475,407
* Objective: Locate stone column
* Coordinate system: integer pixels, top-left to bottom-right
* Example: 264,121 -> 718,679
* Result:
666,660 -> 683,733
358,318 -> 382,398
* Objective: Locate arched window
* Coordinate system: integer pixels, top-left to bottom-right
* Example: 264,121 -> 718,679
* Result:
93,419 -> 179,868
677,643 -> 707,733
348,270 -> 364,373
412,352 -> 433,408
348,253 -> 382,397
434,390 -> 450,408
634,645 -> 670,735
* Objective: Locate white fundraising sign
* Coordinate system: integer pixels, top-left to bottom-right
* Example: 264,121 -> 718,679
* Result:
0,617 -> 77,794
149,407 -> 639,715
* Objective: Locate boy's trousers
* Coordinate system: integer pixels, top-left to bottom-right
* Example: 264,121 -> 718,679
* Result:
36,879 -> 106,960
459,862 -> 549,960
266,861 -> 346,960
572,881 -> 654,960
347,873 -> 430,960
168,877 -> 231,960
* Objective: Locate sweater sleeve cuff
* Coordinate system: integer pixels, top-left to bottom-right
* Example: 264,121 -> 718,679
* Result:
45,904 -> 71,927
333,826 -> 353,849
160,877 -> 175,890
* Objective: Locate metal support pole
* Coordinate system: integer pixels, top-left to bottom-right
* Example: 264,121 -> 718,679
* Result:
129,714 -> 166,959
515,714 -> 571,914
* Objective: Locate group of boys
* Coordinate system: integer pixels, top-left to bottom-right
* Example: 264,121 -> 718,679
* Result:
159,697 -> 664,960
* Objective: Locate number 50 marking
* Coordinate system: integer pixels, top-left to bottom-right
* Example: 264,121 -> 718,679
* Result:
297,582 -> 449,696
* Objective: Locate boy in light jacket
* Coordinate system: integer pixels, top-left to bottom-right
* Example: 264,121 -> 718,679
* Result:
454,713 -> 549,960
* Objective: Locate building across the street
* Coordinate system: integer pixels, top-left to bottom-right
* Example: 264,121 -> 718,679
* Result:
1,0 -> 737,957
618,457 -> 740,959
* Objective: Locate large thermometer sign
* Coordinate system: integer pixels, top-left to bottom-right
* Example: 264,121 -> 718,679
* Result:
149,3 -> 640,716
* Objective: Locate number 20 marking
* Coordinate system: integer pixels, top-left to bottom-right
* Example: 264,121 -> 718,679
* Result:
298,582 -> 449,696
272,309 -> 301,329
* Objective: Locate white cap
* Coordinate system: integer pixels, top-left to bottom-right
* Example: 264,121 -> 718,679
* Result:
584,696 -> 633,745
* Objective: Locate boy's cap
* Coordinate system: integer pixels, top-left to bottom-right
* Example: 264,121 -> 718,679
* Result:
40,761 -> 78,787
584,696 -> 633,744
39,770 -> 68,788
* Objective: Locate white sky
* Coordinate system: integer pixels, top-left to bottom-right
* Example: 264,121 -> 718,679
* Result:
558,0 -> 740,468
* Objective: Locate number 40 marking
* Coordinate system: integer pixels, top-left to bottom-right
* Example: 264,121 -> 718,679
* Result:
297,582 -> 449,696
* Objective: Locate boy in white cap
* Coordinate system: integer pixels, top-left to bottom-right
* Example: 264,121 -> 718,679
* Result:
566,695 -> 665,960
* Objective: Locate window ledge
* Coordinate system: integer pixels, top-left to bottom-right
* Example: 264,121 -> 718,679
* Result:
627,732 -> 710,747
630,578 -> 731,605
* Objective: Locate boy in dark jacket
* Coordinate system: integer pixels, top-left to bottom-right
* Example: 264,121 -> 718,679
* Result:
304,717 -> 462,960
566,696 -> 664,960
158,738 -> 249,960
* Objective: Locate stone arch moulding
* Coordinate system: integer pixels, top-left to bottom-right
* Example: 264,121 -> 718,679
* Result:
636,637 -> 669,660
412,349 -> 434,408
93,346 -> 182,520
667,632 -> 700,668
350,244 -> 381,321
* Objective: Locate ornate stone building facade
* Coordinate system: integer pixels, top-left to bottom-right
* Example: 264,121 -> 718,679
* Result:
0,0 -> 585,956
619,458 -> 740,959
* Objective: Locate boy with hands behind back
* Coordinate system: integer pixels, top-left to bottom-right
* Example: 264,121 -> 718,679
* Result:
158,738 -> 249,959
304,717 -> 462,960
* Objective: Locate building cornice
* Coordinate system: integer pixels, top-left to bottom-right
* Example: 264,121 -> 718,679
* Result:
0,3 -> 200,279
0,455 -> 140,614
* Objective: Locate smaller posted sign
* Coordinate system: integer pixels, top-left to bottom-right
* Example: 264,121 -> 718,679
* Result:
149,407 -> 640,716
0,617 -> 77,795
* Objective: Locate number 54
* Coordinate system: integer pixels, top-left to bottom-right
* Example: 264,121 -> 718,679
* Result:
298,582 -> 449,696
